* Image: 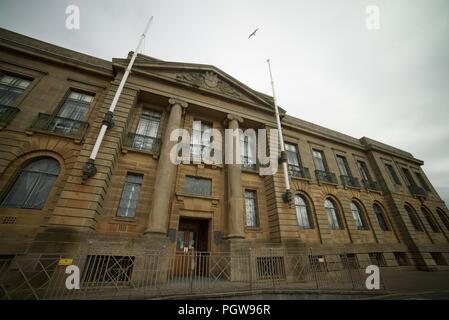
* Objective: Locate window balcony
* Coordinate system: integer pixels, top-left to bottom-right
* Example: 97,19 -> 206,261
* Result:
30,113 -> 88,141
409,184 -> 426,197
289,164 -> 311,179
341,175 -> 360,189
125,133 -> 161,155
362,179 -> 381,191
0,104 -> 19,128
315,170 -> 338,185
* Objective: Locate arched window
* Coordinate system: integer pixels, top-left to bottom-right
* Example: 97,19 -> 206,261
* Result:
404,205 -> 423,231
373,203 -> 390,231
350,201 -> 368,230
1,158 -> 60,209
422,207 -> 440,233
325,198 -> 341,229
295,195 -> 312,229
436,208 -> 449,232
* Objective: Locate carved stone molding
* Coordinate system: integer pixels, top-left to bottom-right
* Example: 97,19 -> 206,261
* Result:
176,71 -> 247,101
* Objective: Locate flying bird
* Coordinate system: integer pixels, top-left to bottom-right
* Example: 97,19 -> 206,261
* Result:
248,28 -> 259,39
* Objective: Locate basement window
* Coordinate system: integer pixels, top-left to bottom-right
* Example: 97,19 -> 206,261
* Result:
369,253 -> 387,267
308,255 -> 327,272
394,252 -> 410,266
256,256 -> 286,280
430,252 -> 447,266
340,254 -> 360,270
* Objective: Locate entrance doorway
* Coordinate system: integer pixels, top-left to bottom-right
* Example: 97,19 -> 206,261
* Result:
174,218 -> 209,277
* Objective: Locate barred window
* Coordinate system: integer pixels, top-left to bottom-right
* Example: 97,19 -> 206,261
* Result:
373,203 -> 389,231
405,205 -> 423,231
350,201 -> 367,230
324,199 -> 341,229
117,174 -> 143,218
0,73 -> 31,107
1,158 -> 60,209
133,110 -> 161,150
294,195 -> 311,229
184,176 -> 212,197
244,190 -> 258,228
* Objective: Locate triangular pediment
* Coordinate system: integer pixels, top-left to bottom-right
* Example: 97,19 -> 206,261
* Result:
113,55 -> 275,111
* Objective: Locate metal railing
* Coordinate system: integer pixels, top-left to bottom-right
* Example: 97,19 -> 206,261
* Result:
30,113 -> 89,140
289,165 -> 311,179
124,133 -> 161,155
341,175 -> 360,189
315,170 -> 338,185
362,179 -> 381,191
0,249 -> 385,300
0,104 -> 19,127
409,184 -> 426,197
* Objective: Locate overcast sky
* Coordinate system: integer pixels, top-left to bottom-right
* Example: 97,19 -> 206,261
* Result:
0,0 -> 448,205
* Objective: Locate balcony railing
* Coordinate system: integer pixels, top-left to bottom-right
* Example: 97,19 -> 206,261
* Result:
409,184 -> 426,197
340,175 -> 361,189
0,104 -> 19,127
362,179 -> 381,191
289,164 -> 311,179
30,113 -> 88,140
315,170 -> 338,185
125,133 -> 161,154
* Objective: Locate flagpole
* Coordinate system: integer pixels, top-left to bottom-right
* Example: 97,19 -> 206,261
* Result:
266,59 -> 292,203
83,16 -> 154,180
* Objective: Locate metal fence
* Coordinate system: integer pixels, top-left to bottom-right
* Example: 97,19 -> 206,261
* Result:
0,250 -> 384,300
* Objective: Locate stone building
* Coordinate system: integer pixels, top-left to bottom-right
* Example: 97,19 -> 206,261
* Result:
1,27 -> 449,278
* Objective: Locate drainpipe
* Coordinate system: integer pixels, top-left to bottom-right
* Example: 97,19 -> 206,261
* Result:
266,59 -> 292,206
82,16 -> 154,180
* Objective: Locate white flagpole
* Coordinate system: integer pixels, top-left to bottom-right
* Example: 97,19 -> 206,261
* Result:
266,59 -> 291,201
83,16 -> 154,180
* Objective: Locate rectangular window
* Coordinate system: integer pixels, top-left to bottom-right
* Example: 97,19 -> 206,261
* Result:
385,163 -> 401,185
133,110 -> 161,150
430,252 -> 447,266
309,255 -> 327,272
357,160 -> 371,181
117,174 -> 143,218
285,143 -> 303,176
244,190 -> 258,228
240,134 -> 256,168
52,91 -> 94,135
394,252 -> 410,266
401,168 -> 416,187
312,149 -> 326,171
191,121 -> 212,159
184,176 -> 212,197
369,253 -> 387,267
340,254 -> 359,270
0,73 -> 31,106
336,155 -> 351,176
414,171 -> 431,192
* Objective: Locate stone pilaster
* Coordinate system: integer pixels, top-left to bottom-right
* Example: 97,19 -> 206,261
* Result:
145,98 -> 188,235
225,114 -> 245,239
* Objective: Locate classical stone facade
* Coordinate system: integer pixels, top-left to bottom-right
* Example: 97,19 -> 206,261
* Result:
1,27 -> 449,274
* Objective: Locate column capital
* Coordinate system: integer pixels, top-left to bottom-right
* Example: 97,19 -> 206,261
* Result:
224,114 -> 243,127
168,97 -> 188,108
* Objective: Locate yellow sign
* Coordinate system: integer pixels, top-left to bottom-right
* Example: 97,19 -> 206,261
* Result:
58,258 -> 73,266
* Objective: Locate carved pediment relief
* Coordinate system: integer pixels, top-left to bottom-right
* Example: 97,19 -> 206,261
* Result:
175,71 -> 249,101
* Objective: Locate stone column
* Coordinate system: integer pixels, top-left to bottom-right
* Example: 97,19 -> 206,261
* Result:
225,114 -> 245,239
145,98 -> 188,235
